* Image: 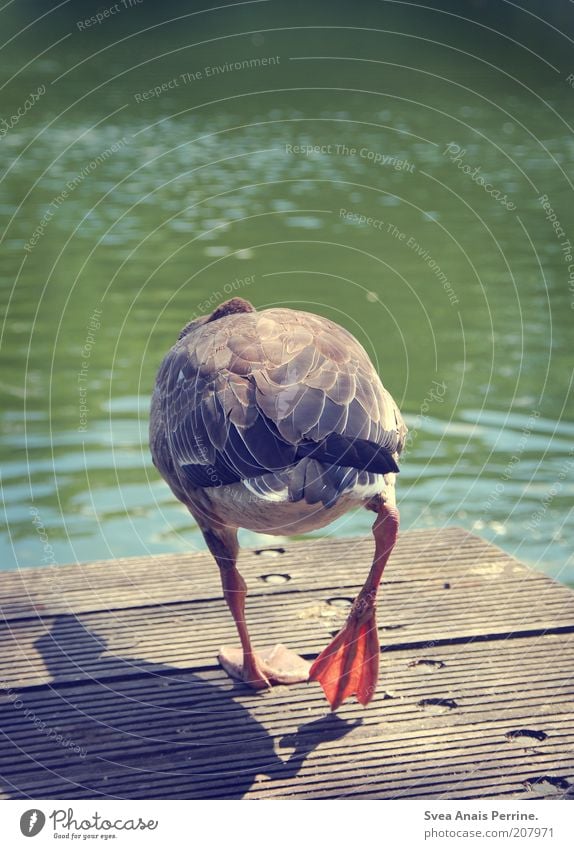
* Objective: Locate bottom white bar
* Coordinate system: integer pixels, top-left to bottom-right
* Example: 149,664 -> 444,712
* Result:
1,799 -> 571,849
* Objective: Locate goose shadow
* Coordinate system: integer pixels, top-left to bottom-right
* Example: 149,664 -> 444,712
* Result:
0,615 -> 359,799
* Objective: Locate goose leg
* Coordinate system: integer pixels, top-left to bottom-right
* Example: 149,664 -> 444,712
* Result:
203,527 -> 310,689
309,494 -> 399,710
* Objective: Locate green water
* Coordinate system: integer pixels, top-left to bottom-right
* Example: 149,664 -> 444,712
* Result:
1,2 -> 572,583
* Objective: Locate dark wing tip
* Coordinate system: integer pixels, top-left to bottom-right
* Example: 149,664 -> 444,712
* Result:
297,433 -> 400,475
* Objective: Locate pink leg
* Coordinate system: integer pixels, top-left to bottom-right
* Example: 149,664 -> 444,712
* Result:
309,500 -> 399,710
219,564 -> 272,689
203,526 -> 309,689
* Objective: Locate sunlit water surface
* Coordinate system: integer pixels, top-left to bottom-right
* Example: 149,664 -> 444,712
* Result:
1,7 -> 572,584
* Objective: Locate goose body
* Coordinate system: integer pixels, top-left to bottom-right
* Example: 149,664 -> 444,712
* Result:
150,297 -> 406,708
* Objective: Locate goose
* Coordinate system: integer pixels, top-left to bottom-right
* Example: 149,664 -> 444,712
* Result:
150,297 -> 406,710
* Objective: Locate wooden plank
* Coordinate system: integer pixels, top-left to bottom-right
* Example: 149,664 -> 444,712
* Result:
1,529 -> 573,800
1,572 -> 573,688
0,528 -> 540,620
0,635 -> 573,800
2,650 -> 573,749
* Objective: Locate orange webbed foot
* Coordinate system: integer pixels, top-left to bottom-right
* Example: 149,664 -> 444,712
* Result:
310,500 -> 398,710
309,611 -> 380,710
219,644 -> 310,690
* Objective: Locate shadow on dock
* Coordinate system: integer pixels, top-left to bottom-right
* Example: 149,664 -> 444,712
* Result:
0,615 -> 357,799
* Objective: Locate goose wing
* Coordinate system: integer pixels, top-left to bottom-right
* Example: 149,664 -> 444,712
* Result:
150,308 -> 406,490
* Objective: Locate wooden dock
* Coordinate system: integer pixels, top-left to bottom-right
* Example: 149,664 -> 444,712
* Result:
1,527 -> 573,800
